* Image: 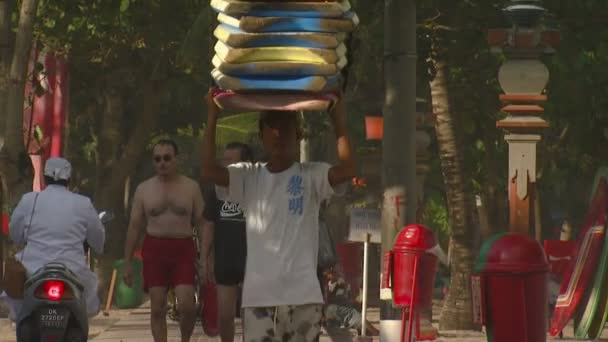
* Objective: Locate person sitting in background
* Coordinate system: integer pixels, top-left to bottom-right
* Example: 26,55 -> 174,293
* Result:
321,265 -> 379,336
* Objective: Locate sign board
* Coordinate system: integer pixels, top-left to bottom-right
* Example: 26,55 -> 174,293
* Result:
348,208 -> 381,243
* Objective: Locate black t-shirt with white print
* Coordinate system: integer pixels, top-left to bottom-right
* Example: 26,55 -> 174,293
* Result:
203,187 -> 247,285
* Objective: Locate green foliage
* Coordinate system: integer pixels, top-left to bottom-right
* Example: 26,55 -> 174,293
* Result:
537,2 -> 608,226
178,6 -> 216,78
147,113 -> 260,180
415,1 -> 510,239
341,0 -> 384,151
120,0 -> 130,13
216,112 -> 260,148
415,0 -> 608,232
422,193 -> 450,250
26,0 -> 608,238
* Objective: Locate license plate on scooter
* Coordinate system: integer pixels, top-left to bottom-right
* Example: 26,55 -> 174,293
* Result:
38,307 -> 70,329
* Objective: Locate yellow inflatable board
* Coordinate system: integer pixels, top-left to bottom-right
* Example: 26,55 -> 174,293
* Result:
210,0 -> 351,18
214,24 -> 346,49
214,40 -> 346,64
212,54 -> 347,76
217,12 -> 359,33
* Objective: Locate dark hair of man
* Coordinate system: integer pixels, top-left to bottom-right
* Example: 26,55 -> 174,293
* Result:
258,110 -> 303,138
225,142 -> 254,162
44,176 -> 68,187
154,138 -> 179,155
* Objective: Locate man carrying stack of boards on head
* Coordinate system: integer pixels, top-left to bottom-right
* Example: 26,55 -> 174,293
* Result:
203,0 -> 359,340
202,87 -> 355,341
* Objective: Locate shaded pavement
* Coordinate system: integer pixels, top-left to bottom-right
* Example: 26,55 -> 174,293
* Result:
3,299 -> 606,341
91,301 -> 377,342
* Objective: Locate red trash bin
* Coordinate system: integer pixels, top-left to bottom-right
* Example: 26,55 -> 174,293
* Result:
384,224 -> 439,342
472,232 -> 549,342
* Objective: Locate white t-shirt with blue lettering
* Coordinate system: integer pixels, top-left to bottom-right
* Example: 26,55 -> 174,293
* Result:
216,161 -> 335,308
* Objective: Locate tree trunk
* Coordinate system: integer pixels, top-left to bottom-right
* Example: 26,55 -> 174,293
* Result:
476,196 -> 493,243
5,0 -> 37,153
0,0 -> 38,208
0,0 -> 13,140
431,58 -> 477,330
0,1 -> 12,282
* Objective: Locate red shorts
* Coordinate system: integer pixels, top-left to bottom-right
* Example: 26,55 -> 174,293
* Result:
142,234 -> 196,291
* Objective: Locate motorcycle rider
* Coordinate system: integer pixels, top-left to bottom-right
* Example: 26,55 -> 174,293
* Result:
6,157 -> 106,320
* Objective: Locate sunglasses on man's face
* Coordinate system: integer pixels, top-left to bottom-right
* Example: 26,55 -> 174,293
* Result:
154,154 -> 173,163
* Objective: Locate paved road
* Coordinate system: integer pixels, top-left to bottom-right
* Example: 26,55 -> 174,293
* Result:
91,302 -> 375,342
2,300 -> 604,341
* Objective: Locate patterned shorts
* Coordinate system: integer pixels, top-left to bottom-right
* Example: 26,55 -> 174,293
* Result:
243,304 -> 322,342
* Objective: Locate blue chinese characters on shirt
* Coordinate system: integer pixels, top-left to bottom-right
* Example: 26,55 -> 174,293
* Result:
288,174 -> 304,216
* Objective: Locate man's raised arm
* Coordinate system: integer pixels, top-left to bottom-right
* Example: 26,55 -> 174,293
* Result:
201,88 -> 229,187
328,95 -> 356,187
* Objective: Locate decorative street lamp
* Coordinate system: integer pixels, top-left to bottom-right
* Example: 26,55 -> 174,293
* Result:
503,1 -> 546,28
487,0 -> 560,236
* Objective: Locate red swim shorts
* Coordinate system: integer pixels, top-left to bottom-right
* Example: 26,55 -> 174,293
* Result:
141,234 -> 196,291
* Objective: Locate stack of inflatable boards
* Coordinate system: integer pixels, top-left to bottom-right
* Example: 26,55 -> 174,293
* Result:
210,0 -> 358,111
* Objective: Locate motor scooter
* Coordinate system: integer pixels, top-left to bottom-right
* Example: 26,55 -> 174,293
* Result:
15,211 -> 113,342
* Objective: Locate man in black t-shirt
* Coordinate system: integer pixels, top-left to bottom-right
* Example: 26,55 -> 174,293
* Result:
201,142 -> 253,342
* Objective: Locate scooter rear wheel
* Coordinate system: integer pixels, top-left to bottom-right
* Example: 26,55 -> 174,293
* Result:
16,318 -> 35,342
65,327 -> 87,342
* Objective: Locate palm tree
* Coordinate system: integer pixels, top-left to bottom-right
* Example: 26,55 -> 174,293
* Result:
430,56 -> 478,330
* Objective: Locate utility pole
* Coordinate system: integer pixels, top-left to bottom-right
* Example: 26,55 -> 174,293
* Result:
380,0 -> 417,339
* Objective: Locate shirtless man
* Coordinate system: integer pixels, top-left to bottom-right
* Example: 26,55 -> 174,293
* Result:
123,139 -> 205,342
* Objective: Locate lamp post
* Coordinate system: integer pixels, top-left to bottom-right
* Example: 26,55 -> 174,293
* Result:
487,0 -> 559,236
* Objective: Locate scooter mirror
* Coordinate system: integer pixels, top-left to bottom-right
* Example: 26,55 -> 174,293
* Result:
99,211 -> 115,224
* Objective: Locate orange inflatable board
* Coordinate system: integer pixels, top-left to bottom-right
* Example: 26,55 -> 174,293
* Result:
212,90 -> 338,112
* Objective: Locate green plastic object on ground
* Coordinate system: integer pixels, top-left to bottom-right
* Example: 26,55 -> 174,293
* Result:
113,258 -> 144,309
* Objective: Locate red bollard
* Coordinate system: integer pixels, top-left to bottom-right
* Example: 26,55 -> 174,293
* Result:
383,224 -> 439,342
